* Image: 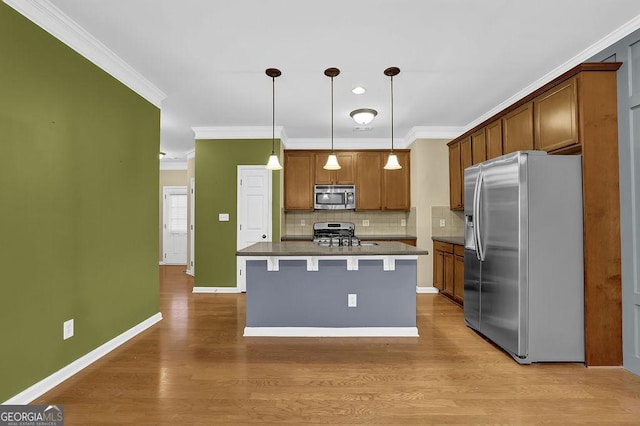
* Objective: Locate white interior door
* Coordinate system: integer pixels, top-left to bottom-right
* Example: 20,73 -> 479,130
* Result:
237,166 -> 272,291
163,186 -> 188,265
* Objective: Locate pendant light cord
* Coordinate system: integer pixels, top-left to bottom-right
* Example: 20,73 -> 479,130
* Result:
271,75 -> 276,155
330,75 -> 334,152
390,74 -> 394,152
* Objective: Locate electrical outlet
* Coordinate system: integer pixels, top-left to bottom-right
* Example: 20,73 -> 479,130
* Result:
219,213 -> 229,221
362,220 -> 370,227
300,219 -> 305,226
400,219 -> 406,227
348,294 -> 357,307
439,219 -> 446,227
63,319 -> 74,340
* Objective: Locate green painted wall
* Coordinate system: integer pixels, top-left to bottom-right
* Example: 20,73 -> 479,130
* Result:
195,139 -> 281,287
0,4 -> 160,401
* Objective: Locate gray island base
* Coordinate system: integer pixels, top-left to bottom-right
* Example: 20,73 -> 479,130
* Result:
237,241 -> 428,337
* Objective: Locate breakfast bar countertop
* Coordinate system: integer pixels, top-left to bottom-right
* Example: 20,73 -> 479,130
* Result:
237,241 -> 428,257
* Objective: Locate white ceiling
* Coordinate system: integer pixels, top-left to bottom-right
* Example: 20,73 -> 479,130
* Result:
20,1 -> 640,159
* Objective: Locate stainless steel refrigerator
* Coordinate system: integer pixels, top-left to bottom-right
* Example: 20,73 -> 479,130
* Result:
464,151 -> 584,364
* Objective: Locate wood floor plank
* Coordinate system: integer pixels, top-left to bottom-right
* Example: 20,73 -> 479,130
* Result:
32,265 -> 640,424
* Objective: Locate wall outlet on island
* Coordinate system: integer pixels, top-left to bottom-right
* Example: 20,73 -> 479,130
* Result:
439,219 -> 446,227
348,294 -> 357,307
362,220 -> 370,227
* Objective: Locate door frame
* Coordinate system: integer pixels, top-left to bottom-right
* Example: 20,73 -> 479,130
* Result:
162,185 -> 188,265
187,178 -> 195,276
236,166 -> 273,292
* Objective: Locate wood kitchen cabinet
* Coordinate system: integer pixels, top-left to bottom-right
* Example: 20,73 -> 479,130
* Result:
382,150 -> 411,211
448,138 -> 470,211
284,151 -> 314,211
471,128 -> 486,165
433,240 -> 464,305
443,63 -> 623,365
502,101 -> 534,154
453,245 -> 465,304
433,244 -> 446,292
534,78 -> 578,153
315,152 -> 355,184
285,149 -> 410,212
355,151 -> 383,211
448,142 -> 462,210
485,119 -> 503,160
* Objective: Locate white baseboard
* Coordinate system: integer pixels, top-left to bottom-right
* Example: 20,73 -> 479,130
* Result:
3,312 -> 163,405
243,327 -> 419,337
185,269 -> 194,276
159,261 -> 164,265
192,287 -> 241,294
416,286 -> 439,294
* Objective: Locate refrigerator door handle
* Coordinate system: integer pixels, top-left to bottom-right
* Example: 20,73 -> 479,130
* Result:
476,172 -> 485,261
472,171 -> 482,260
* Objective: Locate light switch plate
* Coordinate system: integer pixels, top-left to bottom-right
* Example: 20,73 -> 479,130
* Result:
63,319 -> 74,340
219,213 -> 230,221
439,219 -> 446,227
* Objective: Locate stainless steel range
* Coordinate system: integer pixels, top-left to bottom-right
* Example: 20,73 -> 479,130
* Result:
313,222 -> 361,247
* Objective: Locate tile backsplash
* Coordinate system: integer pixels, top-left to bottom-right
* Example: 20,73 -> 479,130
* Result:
431,206 -> 465,237
284,208 -> 416,237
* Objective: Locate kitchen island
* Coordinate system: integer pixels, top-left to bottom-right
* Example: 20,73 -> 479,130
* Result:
237,241 -> 428,337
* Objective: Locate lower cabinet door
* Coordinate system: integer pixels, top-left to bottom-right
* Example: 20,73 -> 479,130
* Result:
443,253 -> 454,296
454,254 -> 464,304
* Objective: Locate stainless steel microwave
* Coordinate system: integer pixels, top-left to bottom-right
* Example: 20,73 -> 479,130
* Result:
314,185 -> 356,210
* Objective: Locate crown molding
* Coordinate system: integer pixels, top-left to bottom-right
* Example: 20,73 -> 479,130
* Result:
186,150 -> 196,160
4,0 -> 166,108
405,126 -> 465,143
192,126 -> 286,143
160,161 -> 187,171
464,13 -> 640,132
286,138 -> 399,150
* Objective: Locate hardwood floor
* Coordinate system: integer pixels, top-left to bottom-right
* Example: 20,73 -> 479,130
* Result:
34,265 -> 640,424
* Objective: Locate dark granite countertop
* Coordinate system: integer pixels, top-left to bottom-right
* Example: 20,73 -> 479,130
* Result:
237,241 -> 428,257
281,235 -> 417,241
432,236 -> 465,246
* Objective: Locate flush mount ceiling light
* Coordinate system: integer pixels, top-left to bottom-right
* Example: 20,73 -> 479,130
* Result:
350,108 -> 378,125
383,66 -> 402,170
159,152 -> 166,160
352,86 -> 366,95
323,67 -> 341,170
265,68 -> 283,170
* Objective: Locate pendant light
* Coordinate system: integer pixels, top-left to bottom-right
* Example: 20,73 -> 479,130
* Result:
383,67 -> 402,170
265,68 -> 283,170
323,67 -> 341,170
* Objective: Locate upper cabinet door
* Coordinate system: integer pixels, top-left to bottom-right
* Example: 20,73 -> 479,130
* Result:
534,78 -> 578,152
284,151 -> 314,211
383,151 -> 410,211
486,119 -> 503,160
335,153 -> 355,184
502,102 -> 534,154
314,153 -> 333,184
471,128 -> 486,165
355,151 -> 383,211
449,142 -> 463,210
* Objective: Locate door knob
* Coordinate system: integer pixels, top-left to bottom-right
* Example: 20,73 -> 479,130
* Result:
262,234 -> 267,239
